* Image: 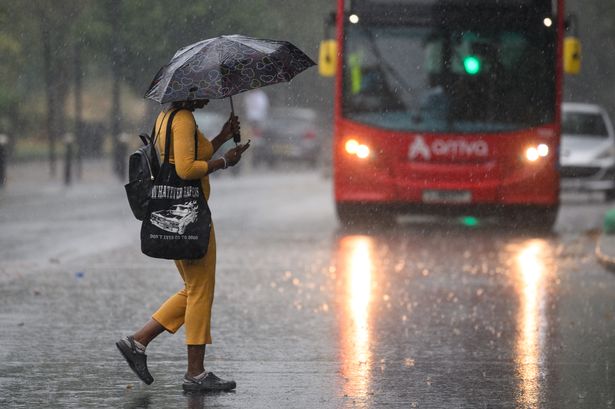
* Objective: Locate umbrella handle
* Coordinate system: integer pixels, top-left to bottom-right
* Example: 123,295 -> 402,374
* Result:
229,96 -> 241,144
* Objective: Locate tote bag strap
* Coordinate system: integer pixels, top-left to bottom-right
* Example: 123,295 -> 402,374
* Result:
163,109 -> 181,164
193,117 -> 198,160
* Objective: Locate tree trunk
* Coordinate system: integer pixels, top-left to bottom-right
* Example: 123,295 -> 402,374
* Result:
41,12 -> 57,176
110,0 -> 125,180
39,6 -> 71,178
74,39 -> 84,179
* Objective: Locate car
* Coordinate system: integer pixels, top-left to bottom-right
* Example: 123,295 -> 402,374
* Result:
252,107 -> 321,168
151,201 -> 199,235
560,102 -> 615,200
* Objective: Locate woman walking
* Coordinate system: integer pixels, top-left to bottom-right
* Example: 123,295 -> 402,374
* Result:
116,98 -> 248,392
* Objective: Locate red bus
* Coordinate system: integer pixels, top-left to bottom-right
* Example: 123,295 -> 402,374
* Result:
320,0 -> 580,229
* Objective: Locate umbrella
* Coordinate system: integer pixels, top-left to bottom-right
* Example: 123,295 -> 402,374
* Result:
144,35 -> 315,104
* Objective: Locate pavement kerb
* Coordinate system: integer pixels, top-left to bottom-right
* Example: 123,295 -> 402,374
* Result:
595,233 -> 615,272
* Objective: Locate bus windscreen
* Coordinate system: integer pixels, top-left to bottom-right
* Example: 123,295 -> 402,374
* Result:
342,13 -> 556,133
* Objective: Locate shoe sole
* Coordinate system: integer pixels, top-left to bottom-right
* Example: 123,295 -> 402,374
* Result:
182,381 -> 236,392
116,340 -> 154,385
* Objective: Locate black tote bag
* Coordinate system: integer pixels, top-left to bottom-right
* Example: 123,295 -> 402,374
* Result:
141,109 -> 211,260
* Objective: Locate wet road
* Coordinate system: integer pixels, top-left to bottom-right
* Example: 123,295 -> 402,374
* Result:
1,160 -> 615,408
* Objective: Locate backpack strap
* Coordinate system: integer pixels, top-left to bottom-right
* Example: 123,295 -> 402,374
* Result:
149,124 -> 156,144
163,109 -> 200,163
152,110 -> 170,145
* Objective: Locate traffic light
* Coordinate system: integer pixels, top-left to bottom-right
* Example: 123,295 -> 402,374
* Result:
463,55 -> 481,75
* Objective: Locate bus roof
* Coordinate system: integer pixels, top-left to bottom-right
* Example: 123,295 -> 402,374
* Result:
352,0 -> 549,5
349,0 -> 553,26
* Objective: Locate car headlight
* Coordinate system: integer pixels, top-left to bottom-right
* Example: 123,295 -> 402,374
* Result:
595,146 -> 615,160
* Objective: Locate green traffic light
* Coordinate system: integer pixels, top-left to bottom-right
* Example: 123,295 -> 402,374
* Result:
460,216 -> 479,227
463,55 -> 481,75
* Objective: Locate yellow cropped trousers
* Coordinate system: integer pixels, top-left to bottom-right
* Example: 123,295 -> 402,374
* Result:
152,227 -> 216,345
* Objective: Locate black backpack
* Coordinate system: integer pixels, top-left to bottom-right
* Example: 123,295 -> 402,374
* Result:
124,112 -> 170,220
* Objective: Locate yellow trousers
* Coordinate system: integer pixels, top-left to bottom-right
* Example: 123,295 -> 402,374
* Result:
152,227 -> 216,345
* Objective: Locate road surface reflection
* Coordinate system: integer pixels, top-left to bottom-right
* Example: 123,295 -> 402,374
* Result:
337,235 -> 375,400
332,225 -> 563,407
512,239 -> 555,408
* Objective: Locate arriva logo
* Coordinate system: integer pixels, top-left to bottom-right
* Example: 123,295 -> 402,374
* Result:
408,136 -> 489,161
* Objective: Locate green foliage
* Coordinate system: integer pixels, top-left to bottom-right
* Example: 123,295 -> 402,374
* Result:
0,4 -> 22,109
116,0 -> 299,92
0,0 -> 333,138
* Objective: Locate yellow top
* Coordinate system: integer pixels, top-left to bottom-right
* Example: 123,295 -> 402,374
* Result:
155,109 -> 213,200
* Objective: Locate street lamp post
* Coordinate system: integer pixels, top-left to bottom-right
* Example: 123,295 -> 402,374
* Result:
64,132 -> 75,185
0,134 -> 8,187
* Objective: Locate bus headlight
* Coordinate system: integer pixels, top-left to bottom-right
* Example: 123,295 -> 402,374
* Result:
345,139 -> 359,154
345,138 -> 371,159
525,144 -> 549,162
356,144 -> 370,158
537,144 -> 549,157
526,147 -> 539,162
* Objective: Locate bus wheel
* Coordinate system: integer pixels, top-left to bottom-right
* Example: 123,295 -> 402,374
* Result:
336,203 -> 396,229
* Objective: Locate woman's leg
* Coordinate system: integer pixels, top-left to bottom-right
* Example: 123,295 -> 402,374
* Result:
181,226 -> 216,374
133,319 -> 166,347
148,261 -> 190,342
141,225 -> 214,350
178,227 -> 235,391
180,233 -> 216,345
187,345 -> 206,377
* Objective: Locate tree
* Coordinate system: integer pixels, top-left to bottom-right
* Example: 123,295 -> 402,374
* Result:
0,3 -> 23,144
0,0 -> 334,170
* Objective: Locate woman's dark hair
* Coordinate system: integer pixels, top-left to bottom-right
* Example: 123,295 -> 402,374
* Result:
171,99 -> 208,111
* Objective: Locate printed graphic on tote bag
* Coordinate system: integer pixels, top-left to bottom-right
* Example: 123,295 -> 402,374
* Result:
150,200 -> 199,235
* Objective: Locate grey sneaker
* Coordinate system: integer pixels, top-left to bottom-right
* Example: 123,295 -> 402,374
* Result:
115,336 -> 154,385
182,372 -> 236,392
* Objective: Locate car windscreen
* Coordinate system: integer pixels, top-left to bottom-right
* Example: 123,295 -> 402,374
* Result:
562,112 -> 609,138
342,9 -> 556,133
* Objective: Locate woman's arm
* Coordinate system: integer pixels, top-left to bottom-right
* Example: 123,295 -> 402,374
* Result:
173,111 -> 240,177
205,158 -> 228,175
211,113 -> 240,153
172,110 -> 211,178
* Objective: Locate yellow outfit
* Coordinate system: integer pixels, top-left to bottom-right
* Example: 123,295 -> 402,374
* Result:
151,109 -> 216,345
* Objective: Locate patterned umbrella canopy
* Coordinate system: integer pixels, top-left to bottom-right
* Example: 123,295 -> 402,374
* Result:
144,35 -> 316,104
